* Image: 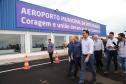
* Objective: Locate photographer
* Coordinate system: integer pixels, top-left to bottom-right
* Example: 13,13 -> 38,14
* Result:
118,33 -> 126,74
105,32 -> 118,74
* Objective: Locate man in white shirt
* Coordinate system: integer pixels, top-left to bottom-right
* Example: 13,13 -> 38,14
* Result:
78,30 -> 96,84
118,33 -> 126,73
93,35 -> 104,72
105,32 -> 118,73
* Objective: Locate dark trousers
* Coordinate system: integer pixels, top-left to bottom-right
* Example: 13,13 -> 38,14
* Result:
73,57 -> 81,77
107,50 -> 118,71
94,50 -> 103,71
68,57 -> 81,77
48,52 -> 53,63
68,60 -> 75,76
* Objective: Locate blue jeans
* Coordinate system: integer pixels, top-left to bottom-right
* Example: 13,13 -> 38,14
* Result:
120,57 -> 126,72
79,55 -> 96,83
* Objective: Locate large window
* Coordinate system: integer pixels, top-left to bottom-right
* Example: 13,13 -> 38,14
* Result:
54,36 -> 66,49
0,34 -> 25,55
31,35 -> 47,52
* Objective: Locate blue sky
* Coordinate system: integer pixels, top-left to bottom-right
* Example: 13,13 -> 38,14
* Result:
21,0 -> 126,35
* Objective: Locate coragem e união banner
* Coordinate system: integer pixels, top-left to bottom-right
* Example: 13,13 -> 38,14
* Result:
16,1 -> 101,34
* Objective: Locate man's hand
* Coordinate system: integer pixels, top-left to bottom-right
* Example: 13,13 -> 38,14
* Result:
84,55 -> 90,63
68,57 -> 71,62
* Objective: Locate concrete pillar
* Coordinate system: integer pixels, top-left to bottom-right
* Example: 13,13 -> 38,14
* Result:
50,32 -> 54,43
20,34 -> 25,53
25,32 -> 31,54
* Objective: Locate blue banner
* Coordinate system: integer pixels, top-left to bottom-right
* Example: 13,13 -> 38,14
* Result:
16,1 -> 103,34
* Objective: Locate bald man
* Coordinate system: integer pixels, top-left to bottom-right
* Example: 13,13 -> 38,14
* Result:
93,35 -> 104,72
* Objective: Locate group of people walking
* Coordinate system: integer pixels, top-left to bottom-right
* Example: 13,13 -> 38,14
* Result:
67,30 -> 126,84
46,29 -> 126,84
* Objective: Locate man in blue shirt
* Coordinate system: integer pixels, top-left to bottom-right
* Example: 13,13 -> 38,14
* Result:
47,39 -> 54,64
72,36 -> 82,79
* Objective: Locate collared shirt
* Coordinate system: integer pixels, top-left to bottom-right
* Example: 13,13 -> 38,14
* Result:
94,39 -> 104,51
106,38 -> 118,51
118,40 -> 126,57
81,37 -> 94,55
47,42 -> 54,53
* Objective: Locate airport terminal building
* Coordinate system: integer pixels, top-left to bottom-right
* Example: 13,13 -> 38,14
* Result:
0,0 -> 106,65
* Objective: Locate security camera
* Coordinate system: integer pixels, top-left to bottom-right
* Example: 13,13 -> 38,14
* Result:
54,9 -> 59,12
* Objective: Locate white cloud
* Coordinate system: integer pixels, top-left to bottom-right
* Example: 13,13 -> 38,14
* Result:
21,0 -> 69,9
21,0 -> 126,34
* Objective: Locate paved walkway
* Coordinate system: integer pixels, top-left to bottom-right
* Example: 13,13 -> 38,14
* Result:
0,58 -> 125,84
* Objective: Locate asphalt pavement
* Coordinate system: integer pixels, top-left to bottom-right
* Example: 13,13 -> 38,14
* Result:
0,56 -> 125,84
